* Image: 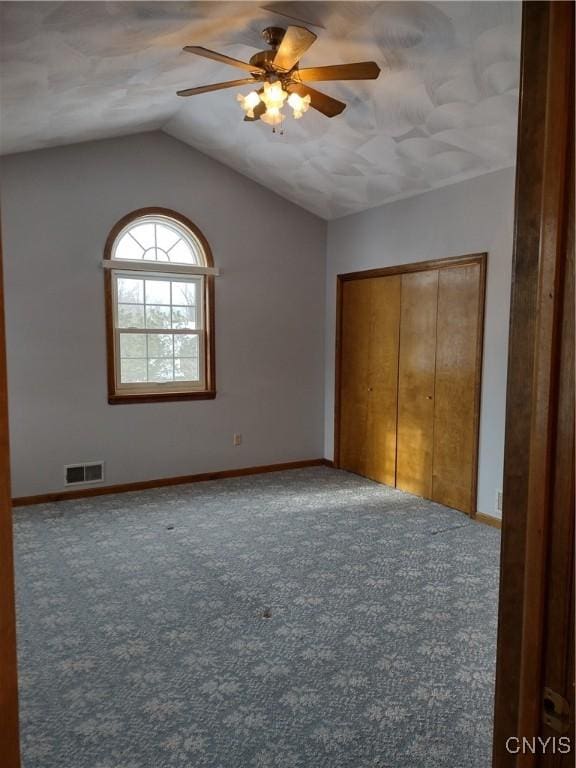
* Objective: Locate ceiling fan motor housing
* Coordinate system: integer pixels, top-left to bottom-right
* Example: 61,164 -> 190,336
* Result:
248,50 -> 277,71
250,27 -> 296,77
261,26 -> 286,49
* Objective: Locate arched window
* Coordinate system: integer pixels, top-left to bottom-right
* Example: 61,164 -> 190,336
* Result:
103,208 -> 216,403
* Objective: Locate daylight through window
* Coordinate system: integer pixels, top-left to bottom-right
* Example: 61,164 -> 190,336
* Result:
104,209 -> 215,403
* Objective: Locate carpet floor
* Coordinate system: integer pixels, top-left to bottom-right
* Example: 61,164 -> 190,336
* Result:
14,467 -> 500,768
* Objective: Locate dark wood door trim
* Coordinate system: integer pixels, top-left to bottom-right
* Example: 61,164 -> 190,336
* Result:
334,252 -> 486,519
0,221 -> 21,765
492,2 -> 575,765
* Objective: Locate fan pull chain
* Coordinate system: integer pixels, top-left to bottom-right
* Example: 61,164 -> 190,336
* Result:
272,113 -> 286,136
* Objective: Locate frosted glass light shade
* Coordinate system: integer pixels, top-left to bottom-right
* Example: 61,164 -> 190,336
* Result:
261,106 -> 284,126
261,81 -> 288,110
288,92 -> 311,119
237,90 -> 261,118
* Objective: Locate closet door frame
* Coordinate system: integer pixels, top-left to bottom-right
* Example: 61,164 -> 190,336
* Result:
334,252 -> 487,518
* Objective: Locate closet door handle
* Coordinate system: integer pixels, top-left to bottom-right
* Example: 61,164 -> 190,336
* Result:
426,395 -> 433,400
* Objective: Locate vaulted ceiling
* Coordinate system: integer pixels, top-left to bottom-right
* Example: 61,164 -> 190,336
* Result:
0,1 -> 521,219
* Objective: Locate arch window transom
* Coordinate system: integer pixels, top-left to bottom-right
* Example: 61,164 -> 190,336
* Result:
112,215 -> 206,266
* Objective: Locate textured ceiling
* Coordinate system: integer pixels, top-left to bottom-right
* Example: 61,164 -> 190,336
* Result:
0,1 -> 521,219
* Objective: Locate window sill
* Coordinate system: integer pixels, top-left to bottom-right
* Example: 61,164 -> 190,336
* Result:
108,390 -> 216,405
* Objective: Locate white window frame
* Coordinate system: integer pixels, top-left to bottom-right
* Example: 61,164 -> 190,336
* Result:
112,270 -> 206,395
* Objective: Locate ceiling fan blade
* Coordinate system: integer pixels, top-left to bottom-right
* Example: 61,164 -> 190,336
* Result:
273,26 -> 317,71
183,46 -> 265,74
287,82 -> 346,117
177,78 -> 261,97
296,62 -> 381,82
261,4 -> 326,30
243,101 -> 267,122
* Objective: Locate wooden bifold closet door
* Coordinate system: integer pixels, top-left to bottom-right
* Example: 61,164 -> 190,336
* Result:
431,265 -> 483,513
396,270 -> 438,499
338,275 -> 400,486
337,256 -> 485,516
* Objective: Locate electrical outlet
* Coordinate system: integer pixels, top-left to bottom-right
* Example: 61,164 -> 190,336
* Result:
496,490 -> 503,513
233,433 -> 242,446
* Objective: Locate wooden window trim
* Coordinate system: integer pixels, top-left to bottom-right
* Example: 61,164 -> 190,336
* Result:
103,207 -> 216,404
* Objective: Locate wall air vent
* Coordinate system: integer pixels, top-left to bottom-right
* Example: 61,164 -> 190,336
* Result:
65,461 -> 104,486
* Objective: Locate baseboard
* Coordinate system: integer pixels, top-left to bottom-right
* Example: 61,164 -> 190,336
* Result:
475,511 -> 502,529
12,458 -> 333,507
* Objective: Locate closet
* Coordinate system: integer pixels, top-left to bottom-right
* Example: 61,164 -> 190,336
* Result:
336,255 -> 485,516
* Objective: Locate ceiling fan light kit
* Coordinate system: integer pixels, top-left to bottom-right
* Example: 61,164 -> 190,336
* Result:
237,81 -> 311,128
177,25 -> 381,133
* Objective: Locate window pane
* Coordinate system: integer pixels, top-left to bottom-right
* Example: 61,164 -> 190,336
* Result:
172,306 -> 196,329
111,217 -> 210,393
175,358 -> 199,381
143,248 -> 170,262
172,281 -> 197,306
115,234 -> 144,261
145,280 -> 171,305
120,333 -> 146,358
117,277 -> 144,304
156,224 -> 180,252
130,223 -> 155,249
147,334 -> 173,358
112,218 -> 206,267
121,358 -> 147,383
118,304 -> 145,328
145,305 -> 171,329
148,358 -> 173,382
174,334 -> 199,357
169,239 -> 197,265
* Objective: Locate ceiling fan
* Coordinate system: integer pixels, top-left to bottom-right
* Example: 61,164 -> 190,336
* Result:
176,25 -> 381,128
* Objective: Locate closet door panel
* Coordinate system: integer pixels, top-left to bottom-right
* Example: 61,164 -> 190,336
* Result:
365,275 -> 401,485
432,264 -> 482,513
396,270 -> 439,497
338,279 -> 372,475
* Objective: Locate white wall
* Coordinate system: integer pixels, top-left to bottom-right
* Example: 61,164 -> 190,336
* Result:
0,132 -> 327,497
325,168 -> 516,518
1,132 -> 514,512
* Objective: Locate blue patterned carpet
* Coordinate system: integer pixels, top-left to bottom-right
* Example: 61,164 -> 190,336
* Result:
14,467 -> 500,768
